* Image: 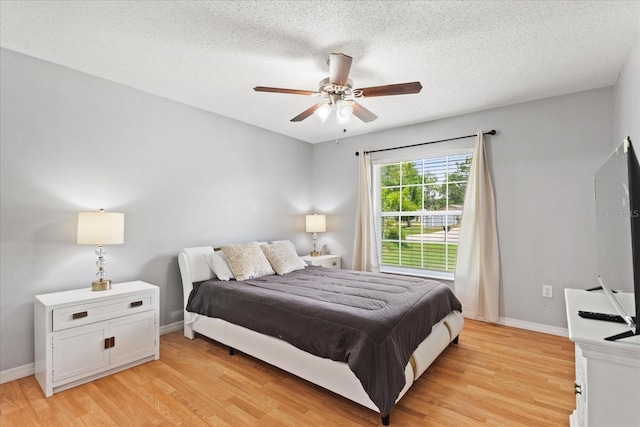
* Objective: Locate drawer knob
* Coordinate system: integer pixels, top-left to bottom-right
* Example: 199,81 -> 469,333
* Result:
130,301 -> 143,308
72,311 -> 88,320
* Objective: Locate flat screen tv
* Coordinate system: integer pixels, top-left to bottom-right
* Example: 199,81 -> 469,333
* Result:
594,137 -> 639,339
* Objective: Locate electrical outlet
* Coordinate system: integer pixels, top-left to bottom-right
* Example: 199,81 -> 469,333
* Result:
542,284 -> 553,298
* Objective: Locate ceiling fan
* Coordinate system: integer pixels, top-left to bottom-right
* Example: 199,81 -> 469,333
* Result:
254,53 -> 422,124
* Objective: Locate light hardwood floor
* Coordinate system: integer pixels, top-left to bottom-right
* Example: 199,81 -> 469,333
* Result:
1,319 -> 575,426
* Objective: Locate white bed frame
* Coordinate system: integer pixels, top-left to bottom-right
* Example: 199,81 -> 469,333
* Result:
178,246 -> 464,425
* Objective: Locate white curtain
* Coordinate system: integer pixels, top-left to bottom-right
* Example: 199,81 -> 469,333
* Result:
352,150 -> 379,272
455,130 -> 500,322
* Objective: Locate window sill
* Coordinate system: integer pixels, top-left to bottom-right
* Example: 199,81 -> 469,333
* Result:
379,266 -> 454,282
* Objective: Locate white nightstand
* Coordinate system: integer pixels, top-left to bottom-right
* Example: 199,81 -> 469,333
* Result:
34,281 -> 160,397
301,254 -> 341,269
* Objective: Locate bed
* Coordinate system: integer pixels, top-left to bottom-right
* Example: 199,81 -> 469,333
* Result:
178,243 -> 464,425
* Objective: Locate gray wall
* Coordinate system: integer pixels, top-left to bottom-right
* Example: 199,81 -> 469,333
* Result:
614,33 -> 639,148
0,48 -> 313,372
2,34 -> 638,372
312,88 -> 614,329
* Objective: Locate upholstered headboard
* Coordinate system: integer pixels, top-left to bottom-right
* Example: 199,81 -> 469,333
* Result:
178,246 -> 216,309
178,241 -> 290,310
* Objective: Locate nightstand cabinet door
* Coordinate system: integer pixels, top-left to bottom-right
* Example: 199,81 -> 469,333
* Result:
110,311 -> 157,366
51,311 -> 156,386
52,322 -> 110,384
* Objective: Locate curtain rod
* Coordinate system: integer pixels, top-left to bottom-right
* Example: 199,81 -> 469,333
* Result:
354,129 -> 497,156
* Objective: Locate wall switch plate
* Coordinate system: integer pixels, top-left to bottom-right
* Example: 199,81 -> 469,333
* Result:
542,284 -> 553,298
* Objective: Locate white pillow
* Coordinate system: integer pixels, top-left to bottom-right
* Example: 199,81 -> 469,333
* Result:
221,242 -> 275,281
204,251 -> 234,281
262,242 -> 307,275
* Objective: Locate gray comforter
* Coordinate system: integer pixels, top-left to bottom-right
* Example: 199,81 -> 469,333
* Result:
186,266 -> 462,417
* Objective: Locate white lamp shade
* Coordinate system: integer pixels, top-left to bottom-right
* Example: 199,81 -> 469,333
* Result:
77,211 -> 125,245
336,100 -> 353,124
305,214 -> 326,233
314,103 -> 332,122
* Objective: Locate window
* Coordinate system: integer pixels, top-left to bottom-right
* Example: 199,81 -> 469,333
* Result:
374,151 -> 473,279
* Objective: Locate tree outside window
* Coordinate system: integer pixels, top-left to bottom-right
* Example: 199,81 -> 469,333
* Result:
377,153 -> 472,277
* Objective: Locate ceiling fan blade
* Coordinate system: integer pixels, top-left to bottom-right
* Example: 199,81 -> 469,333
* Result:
351,102 -> 378,123
357,81 -> 422,98
290,104 -> 322,122
329,53 -> 353,86
254,86 -> 318,96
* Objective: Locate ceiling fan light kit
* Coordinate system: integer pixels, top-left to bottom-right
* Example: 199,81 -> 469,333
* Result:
314,103 -> 332,122
254,53 -> 422,124
336,100 -> 353,124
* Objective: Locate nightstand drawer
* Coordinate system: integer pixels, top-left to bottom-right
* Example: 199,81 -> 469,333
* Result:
301,255 -> 341,269
317,258 -> 341,269
53,293 -> 154,331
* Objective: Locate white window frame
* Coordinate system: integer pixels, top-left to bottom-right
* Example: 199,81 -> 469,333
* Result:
372,148 -> 473,280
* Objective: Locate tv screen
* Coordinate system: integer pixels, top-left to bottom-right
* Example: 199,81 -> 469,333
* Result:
594,137 -> 639,319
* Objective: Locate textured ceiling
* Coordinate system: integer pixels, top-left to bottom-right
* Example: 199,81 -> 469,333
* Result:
1,1 -> 639,143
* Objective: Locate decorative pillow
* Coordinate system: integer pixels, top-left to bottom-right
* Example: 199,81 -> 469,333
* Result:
271,239 -> 308,263
220,242 -> 275,281
270,240 -> 299,254
262,242 -> 307,275
204,251 -> 234,281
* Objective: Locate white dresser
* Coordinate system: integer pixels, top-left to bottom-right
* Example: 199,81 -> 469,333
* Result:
565,289 -> 640,427
34,281 -> 160,397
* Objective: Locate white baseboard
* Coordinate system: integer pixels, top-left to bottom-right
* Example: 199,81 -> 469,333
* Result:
463,314 -> 568,337
497,316 -> 568,337
0,321 -> 185,385
0,363 -> 34,384
160,320 -> 184,335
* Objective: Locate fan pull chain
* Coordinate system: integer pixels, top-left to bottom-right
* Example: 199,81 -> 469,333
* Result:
335,116 -> 348,144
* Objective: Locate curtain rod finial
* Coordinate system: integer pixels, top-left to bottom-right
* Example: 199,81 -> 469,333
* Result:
355,152 -> 360,156
488,129 -> 496,135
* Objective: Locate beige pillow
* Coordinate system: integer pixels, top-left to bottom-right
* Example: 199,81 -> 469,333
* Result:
220,242 -> 275,281
262,242 -> 307,275
270,239 -> 298,253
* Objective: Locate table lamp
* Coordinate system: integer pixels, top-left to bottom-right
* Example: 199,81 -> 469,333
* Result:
305,214 -> 326,256
77,209 -> 125,291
